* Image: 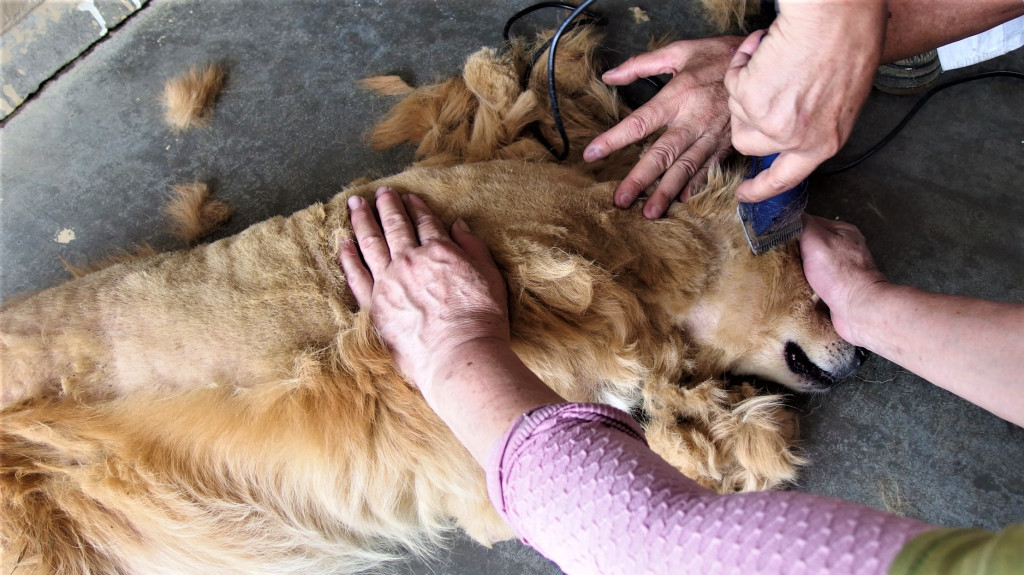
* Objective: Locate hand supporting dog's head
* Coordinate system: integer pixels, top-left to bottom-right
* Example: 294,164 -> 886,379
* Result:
669,169 -> 865,392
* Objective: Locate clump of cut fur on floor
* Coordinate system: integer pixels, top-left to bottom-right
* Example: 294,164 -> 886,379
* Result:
53,179 -> 232,278
59,244 -> 158,278
700,0 -> 760,32
362,27 -> 641,182
630,6 -> 651,23
164,182 -> 233,243
358,75 -> 415,96
162,63 -> 225,131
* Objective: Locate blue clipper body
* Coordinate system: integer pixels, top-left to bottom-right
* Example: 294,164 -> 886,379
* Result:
737,153 -> 809,254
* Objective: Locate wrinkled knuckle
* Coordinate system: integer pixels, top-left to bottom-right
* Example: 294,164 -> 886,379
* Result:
674,156 -> 699,178
644,145 -> 676,170
762,116 -> 790,141
414,211 -> 437,228
380,212 -> 408,231
625,113 -> 655,141
743,98 -> 771,123
358,233 -> 386,252
770,174 -> 795,192
622,175 -> 650,195
824,134 -> 843,157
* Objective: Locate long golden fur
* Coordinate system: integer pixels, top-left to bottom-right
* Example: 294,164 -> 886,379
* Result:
0,29 -> 861,574
161,63 -> 226,132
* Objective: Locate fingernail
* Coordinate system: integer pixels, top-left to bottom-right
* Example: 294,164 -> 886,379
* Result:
454,218 -> 470,232
347,195 -> 363,209
614,187 -> 636,209
375,186 -> 390,198
601,67 -> 618,79
584,145 -> 605,162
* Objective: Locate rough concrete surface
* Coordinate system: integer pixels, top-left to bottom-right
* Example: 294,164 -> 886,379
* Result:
1,0 -> 148,119
1,1 -> 1022,573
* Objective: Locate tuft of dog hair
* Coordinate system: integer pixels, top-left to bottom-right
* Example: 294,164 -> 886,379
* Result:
362,27 -> 640,181
163,181 -> 234,243
358,75 -> 415,96
162,63 -> 226,131
700,0 -> 761,32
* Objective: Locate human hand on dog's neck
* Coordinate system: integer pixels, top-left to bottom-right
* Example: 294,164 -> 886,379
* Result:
585,35 -> 742,219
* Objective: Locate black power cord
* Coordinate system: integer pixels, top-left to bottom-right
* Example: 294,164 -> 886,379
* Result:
504,0 -> 603,161
817,70 -> 1024,175
503,1 -> 606,43
545,0 -> 599,160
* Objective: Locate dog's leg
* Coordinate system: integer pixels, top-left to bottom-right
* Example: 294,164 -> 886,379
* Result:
642,380 -> 804,493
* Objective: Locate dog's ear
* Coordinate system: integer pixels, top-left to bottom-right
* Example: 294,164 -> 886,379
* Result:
679,162 -> 745,222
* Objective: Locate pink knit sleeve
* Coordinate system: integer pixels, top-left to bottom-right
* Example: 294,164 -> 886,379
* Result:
486,403 -> 937,575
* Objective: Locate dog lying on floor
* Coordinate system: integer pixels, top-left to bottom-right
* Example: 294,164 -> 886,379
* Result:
0,28 -> 864,575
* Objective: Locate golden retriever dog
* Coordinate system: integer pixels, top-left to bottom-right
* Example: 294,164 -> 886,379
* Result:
0,29 -> 863,575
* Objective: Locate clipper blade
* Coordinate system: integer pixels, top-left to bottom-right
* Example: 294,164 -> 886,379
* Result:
737,154 -> 809,255
738,205 -> 804,255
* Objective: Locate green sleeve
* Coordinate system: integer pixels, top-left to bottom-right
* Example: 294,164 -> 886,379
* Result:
889,523 -> 1024,575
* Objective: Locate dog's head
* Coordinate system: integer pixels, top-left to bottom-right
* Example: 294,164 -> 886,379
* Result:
671,172 -> 865,393
683,239 -> 866,392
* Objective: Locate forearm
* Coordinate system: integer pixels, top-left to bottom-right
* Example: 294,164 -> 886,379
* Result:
425,339 -> 565,465
851,284 -> 1024,426
488,403 -> 935,575
881,0 -> 1024,62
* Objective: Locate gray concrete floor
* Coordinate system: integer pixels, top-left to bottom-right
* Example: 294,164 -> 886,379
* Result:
2,0 -> 1023,573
